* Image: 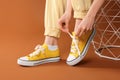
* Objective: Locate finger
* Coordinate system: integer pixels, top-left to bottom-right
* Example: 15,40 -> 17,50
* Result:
79,26 -> 86,37
86,25 -> 90,31
75,26 -> 81,36
58,22 -> 69,33
58,20 -> 63,27
90,21 -> 95,30
65,23 -> 69,33
79,29 -> 84,37
90,24 -> 94,30
75,29 -> 79,36
90,26 -> 93,30
61,24 -> 69,33
58,20 -> 65,31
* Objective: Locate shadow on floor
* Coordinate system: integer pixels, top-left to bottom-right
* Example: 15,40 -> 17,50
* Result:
75,57 -> 120,69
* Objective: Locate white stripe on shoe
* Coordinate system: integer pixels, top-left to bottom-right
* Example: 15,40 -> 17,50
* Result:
17,57 -> 60,66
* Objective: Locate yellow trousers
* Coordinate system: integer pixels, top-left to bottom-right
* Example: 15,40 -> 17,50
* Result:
44,0 -> 92,38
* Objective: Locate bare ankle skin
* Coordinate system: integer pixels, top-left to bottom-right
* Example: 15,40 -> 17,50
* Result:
74,19 -> 82,32
44,36 -> 58,45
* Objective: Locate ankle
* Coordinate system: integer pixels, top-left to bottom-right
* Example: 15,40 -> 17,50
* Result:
44,36 -> 58,46
74,19 -> 82,32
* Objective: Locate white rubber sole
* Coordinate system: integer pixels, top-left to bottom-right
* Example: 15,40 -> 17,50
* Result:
67,29 -> 96,66
17,57 -> 60,66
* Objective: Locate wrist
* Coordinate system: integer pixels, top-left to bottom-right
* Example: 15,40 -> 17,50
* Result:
65,10 -> 72,15
65,11 -> 72,19
85,13 -> 96,19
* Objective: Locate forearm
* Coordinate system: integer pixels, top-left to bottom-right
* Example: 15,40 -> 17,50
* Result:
65,0 -> 72,16
86,0 -> 105,18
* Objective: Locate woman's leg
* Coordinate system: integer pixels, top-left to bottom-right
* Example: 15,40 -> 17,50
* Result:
67,0 -> 94,66
44,0 -> 66,45
17,0 -> 67,66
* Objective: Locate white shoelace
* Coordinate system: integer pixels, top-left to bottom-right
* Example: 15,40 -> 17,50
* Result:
68,32 -> 81,55
29,45 -> 45,57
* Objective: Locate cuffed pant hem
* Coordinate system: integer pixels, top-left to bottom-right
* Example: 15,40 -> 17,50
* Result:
74,10 -> 88,19
44,27 -> 60,38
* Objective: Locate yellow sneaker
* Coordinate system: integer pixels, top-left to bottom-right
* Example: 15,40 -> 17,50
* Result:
67,28 -> 96,66
17,44 -> 60,66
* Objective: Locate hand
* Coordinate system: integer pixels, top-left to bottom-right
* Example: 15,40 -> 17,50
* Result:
75,16 -> 95,37
58,13 -> 71,33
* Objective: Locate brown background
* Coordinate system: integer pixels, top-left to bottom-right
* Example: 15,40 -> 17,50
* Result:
0,0 -> 120,80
